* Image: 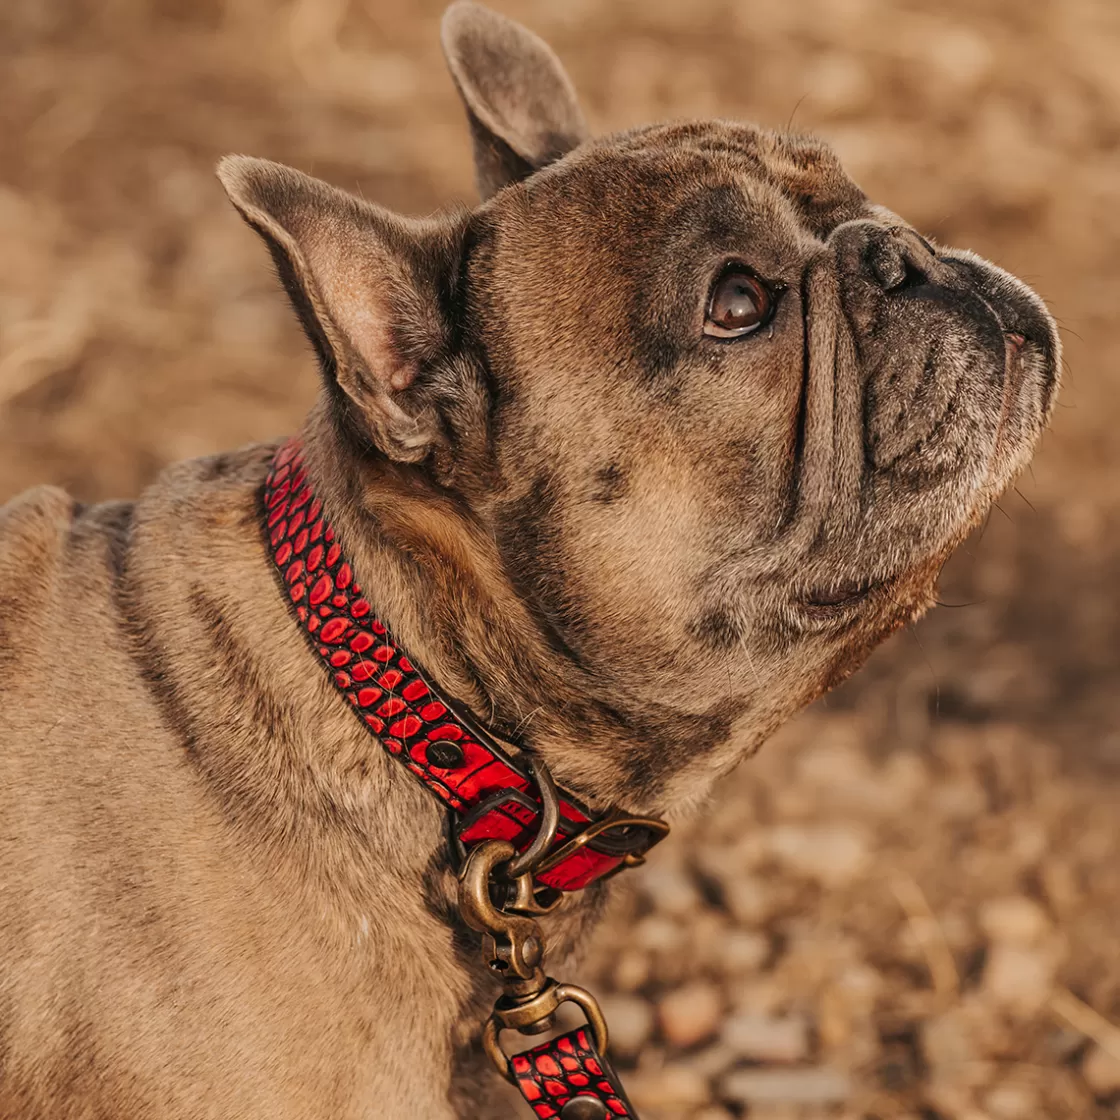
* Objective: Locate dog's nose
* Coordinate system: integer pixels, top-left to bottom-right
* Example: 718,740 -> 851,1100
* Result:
829,220 -> 941,297
862,225 -> 936,293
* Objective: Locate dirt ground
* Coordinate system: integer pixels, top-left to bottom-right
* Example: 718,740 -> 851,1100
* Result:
2,1 -> 1119,1117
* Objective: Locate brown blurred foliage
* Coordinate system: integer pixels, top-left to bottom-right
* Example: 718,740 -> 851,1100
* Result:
2,1 -> 1120,1116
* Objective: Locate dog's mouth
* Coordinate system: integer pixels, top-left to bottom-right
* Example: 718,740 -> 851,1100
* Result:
746,228 -> 1058,642
940,250 -> 1061,425
791,332 -> 1042,623
803,578 -> 877,611
842,238 -> 1056,490
994,330 -> 1028,434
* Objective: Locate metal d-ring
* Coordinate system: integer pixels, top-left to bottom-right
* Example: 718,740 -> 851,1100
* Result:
504,755 -> 561,880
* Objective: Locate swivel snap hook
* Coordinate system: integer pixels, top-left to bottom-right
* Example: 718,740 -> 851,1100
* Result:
458,840 -> 546,984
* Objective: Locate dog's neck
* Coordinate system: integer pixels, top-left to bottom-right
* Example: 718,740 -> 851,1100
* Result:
293,400 -> 729,818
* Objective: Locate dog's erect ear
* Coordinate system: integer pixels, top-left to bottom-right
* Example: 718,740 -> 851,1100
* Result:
218,156 -> 464,464
441,2 -> 588,199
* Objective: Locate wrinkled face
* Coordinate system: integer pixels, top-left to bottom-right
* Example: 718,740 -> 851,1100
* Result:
222,5 -> 1061,797
472,122 -> 1059,729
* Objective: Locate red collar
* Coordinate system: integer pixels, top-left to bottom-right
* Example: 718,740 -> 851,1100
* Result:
262,439 -> 668,895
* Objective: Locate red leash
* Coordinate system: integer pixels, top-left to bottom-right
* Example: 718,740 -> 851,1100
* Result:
511,1028 -> 638,1118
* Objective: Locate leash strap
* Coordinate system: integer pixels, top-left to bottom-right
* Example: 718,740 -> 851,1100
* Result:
262,440 -> 665,894
511,1027 -> 637,1118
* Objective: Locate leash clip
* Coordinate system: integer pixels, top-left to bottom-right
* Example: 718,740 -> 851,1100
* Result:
456,757 -> 660,1095
459,837 -> 613,1085
459,839 -> 548,988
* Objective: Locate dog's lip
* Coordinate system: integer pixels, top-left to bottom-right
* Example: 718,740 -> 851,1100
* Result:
939,252 -> 1057,372
801,577 -> 880,612
996,329 -> 1030,425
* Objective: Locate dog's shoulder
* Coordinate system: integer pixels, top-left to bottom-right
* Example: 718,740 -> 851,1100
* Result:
0,483 -> 82,594
0,444 -> 274,666
0,485 -> 88,683
0,482 -> 78,550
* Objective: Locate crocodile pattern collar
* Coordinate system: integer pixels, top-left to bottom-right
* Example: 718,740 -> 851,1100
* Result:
261,438 -> 667,894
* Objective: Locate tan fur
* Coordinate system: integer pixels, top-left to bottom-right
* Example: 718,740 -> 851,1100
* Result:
0,4 -> 1059,1118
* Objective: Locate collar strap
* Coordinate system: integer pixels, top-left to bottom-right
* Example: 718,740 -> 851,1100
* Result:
262,439 -> 668,894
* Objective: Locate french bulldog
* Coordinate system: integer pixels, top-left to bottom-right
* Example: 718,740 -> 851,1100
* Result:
0,3 -> 1059,1118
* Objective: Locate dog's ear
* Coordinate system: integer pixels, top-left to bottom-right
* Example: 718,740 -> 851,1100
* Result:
218,155 -> 466,465
441,2 -> 587,199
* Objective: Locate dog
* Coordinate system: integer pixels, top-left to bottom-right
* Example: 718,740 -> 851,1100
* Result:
0,4 -> 1059,1118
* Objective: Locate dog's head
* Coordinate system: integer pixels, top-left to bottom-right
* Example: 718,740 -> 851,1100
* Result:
219,3 -> 1058,806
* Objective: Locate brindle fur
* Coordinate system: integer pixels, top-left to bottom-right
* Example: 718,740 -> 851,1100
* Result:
0,4 -> 1059,1118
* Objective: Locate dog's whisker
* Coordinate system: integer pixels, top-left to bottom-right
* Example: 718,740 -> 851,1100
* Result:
741,642 -> 763,694
511,706 -> 544,739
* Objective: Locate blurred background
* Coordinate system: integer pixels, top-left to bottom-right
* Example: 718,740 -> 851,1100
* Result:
2,1 -> 1119,1117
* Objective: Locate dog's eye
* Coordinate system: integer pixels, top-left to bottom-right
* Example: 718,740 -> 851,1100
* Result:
704,268 -> 775,339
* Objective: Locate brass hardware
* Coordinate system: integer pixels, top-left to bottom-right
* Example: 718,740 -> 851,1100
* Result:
532,809 -> 671,876
427,740 -> 464,769
454,761 -> 663,1091
459,840 -> 615,1084
505,755 -> 561,879
560,1097 -> 608,1120
451,755 -> 668,894
459,841 -> 547,982
509,871 -> 563,916
482,980 -> 610,1083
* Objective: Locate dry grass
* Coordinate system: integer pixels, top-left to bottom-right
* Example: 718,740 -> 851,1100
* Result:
3,1 -> 1120,1116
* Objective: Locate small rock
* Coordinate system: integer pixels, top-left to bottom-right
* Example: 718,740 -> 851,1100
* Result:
824,965 -> 881,1060
613,949 -> 651,993
722,875 -> 775,926
937,906 -> 976,951
695,833 -> 767,878
927,1081 -> 991,1120
1083,1044 -> 1120,1097
721,929 -> 770,973
627,1063 -> 711,1112
767,824 -> 871,889
984,1081 -> 1040,1119
932,778 -> 987,821
688,1042 -> 738,1079
635,915 -> 686,955
771,786 -> 816,818
691,911 -> 734,971
1009,819 -> 1048,865
721,1066 -> 851,1106
979,896 -> 1050,945
835,961 -> 884,1007
598,994 -> 654,1060
880,751 -> 929,808
1040,857 -> 1080,913
793,730 -> 878,807
659,982 -> 724,1049
639,861 -> 704,917
983,944 -> 1056,1013
923,1009 -> 974,1072
721,1012 -> 809,1064
1043,1026 -> 1087,1063
732,977 -> 786,1017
